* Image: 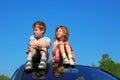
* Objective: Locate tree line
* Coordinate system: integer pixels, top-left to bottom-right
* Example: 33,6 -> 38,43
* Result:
0,74 -> 10,80
98,53 -> 120,79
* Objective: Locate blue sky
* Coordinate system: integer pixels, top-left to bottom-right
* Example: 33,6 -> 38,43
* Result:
0,0 -> 120,77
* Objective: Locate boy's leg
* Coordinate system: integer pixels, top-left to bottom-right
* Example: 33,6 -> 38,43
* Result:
25,47 -> 36,70
65,44 -> 75,66
59,44 -> 69,64
38,48 -> 47,69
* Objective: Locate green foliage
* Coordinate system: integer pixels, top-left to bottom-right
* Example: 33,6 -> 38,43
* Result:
0,74 -> 10,80
98,53 -> 120,79
99,54 -> 115,71
115,63 -> 120,78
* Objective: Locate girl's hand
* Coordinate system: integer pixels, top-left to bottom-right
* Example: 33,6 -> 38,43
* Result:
54,40 -> 59,45
65,41 -> 69,45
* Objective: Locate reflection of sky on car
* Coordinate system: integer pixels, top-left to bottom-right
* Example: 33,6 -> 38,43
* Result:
11,63 -> 119,80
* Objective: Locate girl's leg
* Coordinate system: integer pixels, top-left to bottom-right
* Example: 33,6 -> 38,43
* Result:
65,43 -> 75,65
59,44 -> 69,64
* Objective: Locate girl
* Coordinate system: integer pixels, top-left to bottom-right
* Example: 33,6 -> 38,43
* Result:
52,26 -> 75,66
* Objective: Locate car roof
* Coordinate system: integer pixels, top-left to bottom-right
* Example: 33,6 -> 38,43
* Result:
11,63 -> 119,80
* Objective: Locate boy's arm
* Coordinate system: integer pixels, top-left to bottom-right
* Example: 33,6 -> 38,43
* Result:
45,41 -> 50,49
29,40 -> 38,49
37,40 -> 50,49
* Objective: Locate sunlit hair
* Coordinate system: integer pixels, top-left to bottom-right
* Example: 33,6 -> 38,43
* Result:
54,25 -> 69,42
33,21 -> 46,34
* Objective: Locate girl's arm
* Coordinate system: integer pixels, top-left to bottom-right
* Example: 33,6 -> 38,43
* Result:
52,41 -> 58,56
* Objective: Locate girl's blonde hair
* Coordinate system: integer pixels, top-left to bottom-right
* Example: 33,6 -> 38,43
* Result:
55,25 -> 69,42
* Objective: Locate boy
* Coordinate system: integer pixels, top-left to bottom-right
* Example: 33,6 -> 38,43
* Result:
25,21 -> 50,70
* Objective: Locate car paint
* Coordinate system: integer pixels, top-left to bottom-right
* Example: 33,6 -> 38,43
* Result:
11,63 -> 119,80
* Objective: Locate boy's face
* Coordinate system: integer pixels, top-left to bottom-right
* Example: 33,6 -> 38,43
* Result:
33,27 -> 44,38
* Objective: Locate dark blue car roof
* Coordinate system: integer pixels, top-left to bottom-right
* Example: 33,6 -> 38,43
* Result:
11,63 -> 119,80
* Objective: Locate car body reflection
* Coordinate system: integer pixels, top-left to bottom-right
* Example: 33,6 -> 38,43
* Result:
11,63 -> 119,80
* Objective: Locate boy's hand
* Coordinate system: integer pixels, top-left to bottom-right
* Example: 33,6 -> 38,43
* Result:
29,40 -> 38,49
37,40 -> 48,48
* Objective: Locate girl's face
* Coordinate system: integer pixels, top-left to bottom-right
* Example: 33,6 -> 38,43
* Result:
33,27 -> 44,38
56,28 -> 64,39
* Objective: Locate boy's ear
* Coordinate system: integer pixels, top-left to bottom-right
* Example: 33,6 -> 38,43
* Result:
42,30 -> 45,34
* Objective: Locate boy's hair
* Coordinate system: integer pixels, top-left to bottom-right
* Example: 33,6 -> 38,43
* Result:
55,25 -> 69,42
33,21 -> 46,34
